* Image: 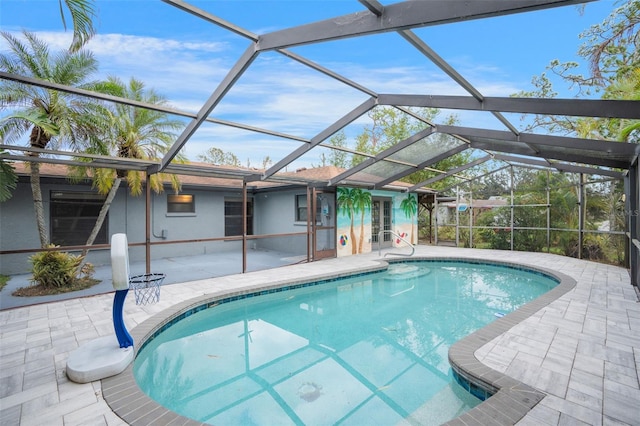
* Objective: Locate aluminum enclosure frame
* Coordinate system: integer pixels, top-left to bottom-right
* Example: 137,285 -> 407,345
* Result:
1,0 -> 638,287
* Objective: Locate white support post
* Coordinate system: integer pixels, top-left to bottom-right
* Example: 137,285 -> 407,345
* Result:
510,166 -> 514,251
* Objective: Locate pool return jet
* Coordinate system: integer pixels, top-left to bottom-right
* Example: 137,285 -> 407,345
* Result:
66,233 -> 163,383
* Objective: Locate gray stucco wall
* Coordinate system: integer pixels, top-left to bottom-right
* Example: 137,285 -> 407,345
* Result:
4,181 -> 80,273
0,179 -> 246,274
1,180 -> 310,275
253,188 -> 308,255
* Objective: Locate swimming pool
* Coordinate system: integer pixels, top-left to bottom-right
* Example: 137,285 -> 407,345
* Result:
132,259 -> 558,425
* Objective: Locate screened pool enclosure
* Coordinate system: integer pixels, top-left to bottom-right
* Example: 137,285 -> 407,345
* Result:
1,0 -> 638,289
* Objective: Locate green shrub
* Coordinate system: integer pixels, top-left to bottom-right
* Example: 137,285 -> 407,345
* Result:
483,228 -> 512,250
437,226 -> 456,241
0,275 -> 9,291
30,246 -> 83,289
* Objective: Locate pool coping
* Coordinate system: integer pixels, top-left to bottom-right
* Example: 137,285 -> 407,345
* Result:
101,257 -> 576,425
444,260 -> 577,426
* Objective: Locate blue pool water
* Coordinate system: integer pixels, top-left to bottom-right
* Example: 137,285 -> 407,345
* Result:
134,260 -> 557,425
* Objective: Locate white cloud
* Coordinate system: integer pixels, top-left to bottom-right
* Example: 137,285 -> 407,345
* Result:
143,45 -> 527,166
2,28 -> 527,168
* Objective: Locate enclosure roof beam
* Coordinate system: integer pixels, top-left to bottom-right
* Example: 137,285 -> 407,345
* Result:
0,71 -> 310,145
155,44 -> 259,173
328,126 -> 437,186
436,165 -> 512,194
374,143 -> 469,189
278,50 -> 377,97
357,0 -> 518,148
491,153 -> 551,168
162,0 -> 258,40
408,155 -> 492,191
435,125 -> 638,163
165,1 -> 380,98
0,144 -> 157,167
492,153 -> 625,178
0,154 -> 155,171
0,71 -> 194,117
354,0 -> 521,142
256,0 -> 592,51
357,0 -> 385,15
263,97 -> 378,179
469,139 -> 628,169
397,31 -> 520,136
378,94 -> 640,120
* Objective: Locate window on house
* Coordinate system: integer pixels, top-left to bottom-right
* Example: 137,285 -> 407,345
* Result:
296,194 -> 308,221
296,194 -> 322,222
224,198 -> 253,236
167,194 -> 195,213
50,191 -> 107,246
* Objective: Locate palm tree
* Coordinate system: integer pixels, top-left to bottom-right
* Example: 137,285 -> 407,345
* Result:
353,188 -> 372,254
59,0 -> 97,52
400,193 -> 418,244
69,77 -> 185,256
337,187 -> 357,254
0,150 -> 17,202
0,31 -> 108,247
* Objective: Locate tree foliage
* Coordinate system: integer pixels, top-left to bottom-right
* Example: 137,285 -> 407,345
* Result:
350,107 -> 456,165
69,76 -> 185,196
198,147 -> 241,167
317,130 -> 349,168
59,0 -> 98,52
0,31 -> 108,246
67,76 -> 185,256
515,0 -> 639,142
319,106 -> 469,188
0,151 -> 17,202
473,168 -> 623,263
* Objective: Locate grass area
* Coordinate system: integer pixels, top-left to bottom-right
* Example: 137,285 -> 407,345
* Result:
0,275 -> 9,292
12,277 -> 100,297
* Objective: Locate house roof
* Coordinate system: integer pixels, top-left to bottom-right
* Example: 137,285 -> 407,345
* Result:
1,1 -> 638,195
12,162 -> 415,192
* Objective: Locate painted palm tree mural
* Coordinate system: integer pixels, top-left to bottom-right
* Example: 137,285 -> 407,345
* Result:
337,187 -> 358,254
400,193 -> 418,244
337,187 -> 372,254
354,189 -> 372,253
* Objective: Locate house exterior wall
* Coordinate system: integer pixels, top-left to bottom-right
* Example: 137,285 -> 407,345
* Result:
0,178 -> 42,274
0,179 -> 245,275
2,178 -> 413,275
142,187 -> 245,260
436,205 -> 452,225
253,188 -> 308,254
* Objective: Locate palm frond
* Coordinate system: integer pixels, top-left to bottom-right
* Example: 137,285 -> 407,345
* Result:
61,0 -> 97,53
0,154 -> 18,202
1,110 -> 59,136
619,121 -> 640,142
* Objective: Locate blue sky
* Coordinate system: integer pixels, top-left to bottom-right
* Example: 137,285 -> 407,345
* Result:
0,0 -> 619,170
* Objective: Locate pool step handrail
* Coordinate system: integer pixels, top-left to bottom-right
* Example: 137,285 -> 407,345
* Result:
378,230 -> 415,257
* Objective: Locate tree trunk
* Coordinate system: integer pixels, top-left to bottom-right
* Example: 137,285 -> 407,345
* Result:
358,210 -> 365,253
350,210 -> 356,254
411,214 -> 415,245
30,161 -> 49,247
82,177 -> 122,258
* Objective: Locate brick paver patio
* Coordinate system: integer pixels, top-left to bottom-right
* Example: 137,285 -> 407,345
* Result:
1,247 -> 638,425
